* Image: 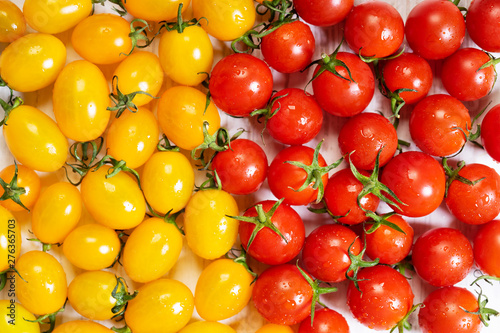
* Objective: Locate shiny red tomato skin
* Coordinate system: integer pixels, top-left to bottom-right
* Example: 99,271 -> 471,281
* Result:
405,0 -> 465,60
412,228 -> 473,287
267,88 -> 323,146
312,52 -> 375,117
298,308 -> 349,333
466,0 -> 500,52
481,104 -> 500,162
474,220 -> 500,277
380,151 -> 446,217
209,53 -> 273,117
212,138 -> 268,195
344,1 -> 404,58
261,21 -> 315,73
293,0 -> 353,27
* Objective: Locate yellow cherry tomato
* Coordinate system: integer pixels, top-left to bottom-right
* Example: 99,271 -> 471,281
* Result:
123,0 -> 190,22
122,217 -> 183,283
53,320 -> 114,333
31,182 -> 82,245
141,151 -> 194,215
81,165 -> 146,230
0,300 -> 40,333
256,324 -> 295,333
0,33 -> 66,92
15,251 -> 67,316
23,0 -> 92,34
0,206 -> 20,272
158,22 -> 213,86
2,105 -> 68,173
106,107 -> 159,169
195,258 -> 254,321
53,60 -> 110,142
124,278 -> 194,333
112,51 -> 164,107
0,0 -> 26,42
0,164 -> 40,212
62,223 -> 121,270
157,85 -> 220,150
192,0 -> 256,41
179,321 -> 236,333
184,189 -> 239,260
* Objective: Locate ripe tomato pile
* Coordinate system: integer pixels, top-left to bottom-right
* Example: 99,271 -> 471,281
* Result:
1,0 -> 500,332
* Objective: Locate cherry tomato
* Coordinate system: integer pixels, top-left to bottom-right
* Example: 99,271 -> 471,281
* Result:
209,53 -> 273,117
347,265 -> 414,330
344,1 -> 404,58
0,164 -> 40,212
412,227 -> 473,287
53,60 -> 110,142
405,0 -> 465,60
480,103 -> 500,162
293,0 -> 353,27
178,321 -> 236,333
53,320 -> 114,333
474,220 -> 500,277
380,151 -> 446,217
123,0 -> 190,22
122,217 -> 183,283
0,0 -> 26,42
0,33 -> 66,92
261,20 -> 315,73
0,300 -> 39,333
298,308 -> 349,333
466,0 -> 500,52
256,324 -> 294,333
0,206 -> 20,272
212,138 -> 268,195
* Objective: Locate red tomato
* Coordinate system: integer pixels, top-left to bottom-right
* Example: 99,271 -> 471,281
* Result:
209,53 -> 273,117
380,151 -> 446,217
298,308 -> 349,333
412,228 -> 473,287
238,200 -> 305,265
338,112 -> 398,170
405,0 -> 465,60
293,0 -> 353,27
301,224 -> 361,283
409,94 -> 470,157
346,265 -> 414,330
481,103 -> 500,162
466,0 -> 500,52
261,21 -> 315,73
344,1 -> 404,58
474,220 -> 500,277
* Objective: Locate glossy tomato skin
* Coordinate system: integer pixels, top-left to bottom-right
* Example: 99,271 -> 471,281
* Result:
412,228 -> 473,287
344,1 -> 404,58
0,164 -> 40,212
261,21 -> 315,73
0,0 -> 26,42
312,52 -> 374,117
179,322 -> 236,333
293,0 -> 353,27
418,286 -> 481,333
0,300 -> 39,333
301,224 -> 362,283
481,104 -> 500,162
410,94 -> 470,157
256,324 -> 294,333
347,265 -> 414,330
474,220 -> 500,277
338,112 -> 398,170
238,200 -> 305,265
298,308 -> 349,333
466,0 -> 500,52
0,206 -> 21,272
380,151 -> 446,217
446,163 -> 500,225
405,0 -> 465,60
267,88 -> 323,146
53,320 -> 113,333
123,0 -> 190,22
209,53 -> 273,117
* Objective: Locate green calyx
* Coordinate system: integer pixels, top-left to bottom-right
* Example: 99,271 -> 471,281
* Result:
442,158 -> 485,197
26,237 -> 61,252
161,3 -> 204,34
157,134 -> 180,152
390,303 -> 423,333
111,276 -> 138,320
251,92 -> 289,143
363,211 -> 406,235
0,161 -> 29,211
91,0 -> 127,16
345,236 -> 380,292
146,205 -> 185,236
226,247 -> 258,282
107,76 -> 157,118
125,19 -> 154,56
0,95 -> 23,127
461,282 -> 499,327
25,302 -> 66,333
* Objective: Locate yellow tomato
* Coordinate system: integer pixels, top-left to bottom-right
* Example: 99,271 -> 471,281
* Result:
23,0 -> 92,34
195,258 -> 254,321
184,189 -> 239,260
0,33 -> 66,92
179,321 -> 236,333
192,0 -> 256,41
122,217 -> 183,283
0,206 -> 20,272
0,164 -> 40,212
53,60 -> 110,142
0,300 -> 40,333
62,223 -> 121,270
142,151 -> 194,215
106,107 -> 159,169
256,324 -> 295,333
80,165 -> 146,230
15,251 -> 67,316
2,105 -> 68,172
31,182 -> 82,245
53,320 -> 114,333
0,0 -> 26,42
158,23 -> 213,86
112,51 -> 164,107
157,85 -> 220,150
125,278 -> 194,333
123,0 -> 190,22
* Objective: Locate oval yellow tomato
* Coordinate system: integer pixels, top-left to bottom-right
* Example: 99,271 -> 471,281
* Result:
81,165 -> 146,230
184,189 -> 239,260
0,164 -> 40,212
0,33 -> 66,92
179,321 -> 236,333
256,324 -> 295,333
123,0 -> 190,22
0,0 -> 26,42
0,300 -> 40,333
63,223 -> 121,270
157,85 -> 220,150
122,217 -> 183,283
15,251 -> 67,316
0,206 -> 20,272
3,105 -> 68,173
53,320 -> 114,333
23,0 -> 92,34
31,182 -> 82,245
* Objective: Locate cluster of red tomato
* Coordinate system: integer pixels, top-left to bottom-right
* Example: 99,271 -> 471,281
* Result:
1,0 -> 500,333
